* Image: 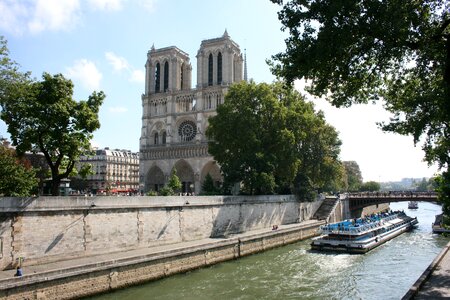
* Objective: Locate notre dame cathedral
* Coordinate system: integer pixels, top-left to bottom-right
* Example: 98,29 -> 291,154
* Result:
139,30 -> 245,194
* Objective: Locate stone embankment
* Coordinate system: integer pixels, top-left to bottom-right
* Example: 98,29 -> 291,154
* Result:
0,195 -> 325,299
0,221 -> 323,299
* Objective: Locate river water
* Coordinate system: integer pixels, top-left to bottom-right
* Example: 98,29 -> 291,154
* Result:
89,202 -> 449,300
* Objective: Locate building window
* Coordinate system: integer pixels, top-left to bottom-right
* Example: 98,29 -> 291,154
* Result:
178,120 -> 197,142
154,132 -> 159,145
180,63 -> 184,90
162,131 -> 167,144
155,63 -> 160,93
208,53 -> 213,86
216,94 -> 221,107
164,61 -> 169,92
217,52 -> 222,84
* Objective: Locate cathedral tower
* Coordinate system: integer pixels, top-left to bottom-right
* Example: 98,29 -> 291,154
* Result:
140,32 -> 243,195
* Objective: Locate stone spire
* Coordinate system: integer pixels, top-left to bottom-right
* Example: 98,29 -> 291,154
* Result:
151,43 -> 155,51
223,29 -> 229,38
244,48 -> 248,82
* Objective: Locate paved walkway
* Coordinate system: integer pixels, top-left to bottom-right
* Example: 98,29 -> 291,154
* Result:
403,241 -> 450,299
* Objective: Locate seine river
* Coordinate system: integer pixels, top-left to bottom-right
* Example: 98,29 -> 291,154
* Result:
89,202 -> 449,300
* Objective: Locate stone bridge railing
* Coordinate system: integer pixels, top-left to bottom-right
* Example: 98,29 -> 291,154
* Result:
344,191 -> 438,212
347,191 -> 437,199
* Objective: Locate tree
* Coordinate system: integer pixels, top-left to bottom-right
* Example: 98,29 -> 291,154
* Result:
206,81 -> 343,197
0,146 -> 38,196
0,38 -> 105,195
159,169 -> 182,196
201,173 -> 221,195
343,161 -> 363,192
167,169 -> 182,193
360,181 -> 381,192
270,0 -> 450,205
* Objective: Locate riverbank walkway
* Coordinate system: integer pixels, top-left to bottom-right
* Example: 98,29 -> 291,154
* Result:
0,221 -> 320,289
403,240 -> 450,299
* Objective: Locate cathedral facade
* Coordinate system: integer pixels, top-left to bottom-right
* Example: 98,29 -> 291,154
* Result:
139,31 -> 244,194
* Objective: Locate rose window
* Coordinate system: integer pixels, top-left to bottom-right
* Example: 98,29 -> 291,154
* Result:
178,120 -> 197,142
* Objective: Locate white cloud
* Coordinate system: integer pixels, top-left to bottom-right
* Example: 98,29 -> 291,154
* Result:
138,0 -> 157,12
130,70 -> 145,83
105,52 -> 129,71
28,0 -> 81,34
87,0 -> 123,11
105,51 -> 144,83
0,1 -> 29,35
108,106 -> 128,113
65,59 -> 102,91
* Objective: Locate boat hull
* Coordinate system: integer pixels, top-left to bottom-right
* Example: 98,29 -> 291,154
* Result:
311,217 -> 418,254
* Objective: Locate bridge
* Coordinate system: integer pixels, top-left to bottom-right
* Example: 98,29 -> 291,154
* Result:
336,192 -> 439,220
347,191 -> 438,209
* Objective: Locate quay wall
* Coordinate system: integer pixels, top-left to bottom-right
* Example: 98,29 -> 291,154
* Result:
0,221 -> 323,300
0,195 -> 322,270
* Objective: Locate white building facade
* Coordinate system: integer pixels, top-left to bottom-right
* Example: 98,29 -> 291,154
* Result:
140,31 -> 244,194
78,148 -> 139,194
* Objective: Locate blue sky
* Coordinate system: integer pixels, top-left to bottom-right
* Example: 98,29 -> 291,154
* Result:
0,0 -> 439,182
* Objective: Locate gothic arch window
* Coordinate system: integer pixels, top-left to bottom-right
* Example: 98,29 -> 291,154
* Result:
162,131 -> 167,144
217,52 -> 222,84
155,63 -> 161,93
208,94 -> 212,109
216,94 -> 221,107
180,63 -> 184,90
164,61 -> 169,92
154,132 -> 159,145
208,53 -> 213,86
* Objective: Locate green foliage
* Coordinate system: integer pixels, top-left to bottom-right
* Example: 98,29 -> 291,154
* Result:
167,169 -> 182,193
360,181 -> 381,192
343,161 -> 363,192
206,81 -> 343,197
0,146 -> 38,196
146,190 -> 158,196
159,186 -> 174,196
270,0 -> 450,203
414,177 -> 434,192
435,171 -> 450,217
0,38 -> 105,195
201,173 -> 221,195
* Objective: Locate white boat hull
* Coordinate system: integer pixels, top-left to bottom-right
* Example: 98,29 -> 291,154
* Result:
311,217 -> 418,254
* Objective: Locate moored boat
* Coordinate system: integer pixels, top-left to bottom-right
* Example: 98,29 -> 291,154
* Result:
408,201 -> 418,209
311,211 -> 418,254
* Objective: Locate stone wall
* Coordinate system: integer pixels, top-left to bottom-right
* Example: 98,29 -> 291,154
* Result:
0,221 -> 323,300
0,195 -> 322,270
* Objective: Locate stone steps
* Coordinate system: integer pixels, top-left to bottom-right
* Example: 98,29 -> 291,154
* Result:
313,197 -> 339,220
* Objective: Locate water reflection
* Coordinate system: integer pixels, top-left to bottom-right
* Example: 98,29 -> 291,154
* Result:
88,202 -> 449,300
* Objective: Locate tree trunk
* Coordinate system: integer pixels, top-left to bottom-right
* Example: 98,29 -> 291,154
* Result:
51,177 -> 61,196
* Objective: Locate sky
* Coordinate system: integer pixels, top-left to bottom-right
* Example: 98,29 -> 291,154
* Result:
0,0 -> 440,182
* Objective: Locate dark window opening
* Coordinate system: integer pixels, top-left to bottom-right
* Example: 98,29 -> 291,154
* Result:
217,52 -> 222,84
164,61 -> 169,92
155,63 -> 160,93
162,131 -> 167,144
180,64 -> 184,90
208,54 -> 213,86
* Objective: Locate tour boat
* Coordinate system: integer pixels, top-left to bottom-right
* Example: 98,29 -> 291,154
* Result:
311,211 -> 418,254
408,201 -> 419,209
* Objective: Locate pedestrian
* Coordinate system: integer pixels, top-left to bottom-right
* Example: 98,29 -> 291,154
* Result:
14,266 -> 22,277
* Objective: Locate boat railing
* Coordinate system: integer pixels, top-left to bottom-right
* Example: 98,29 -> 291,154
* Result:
320,213 -> 401,234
